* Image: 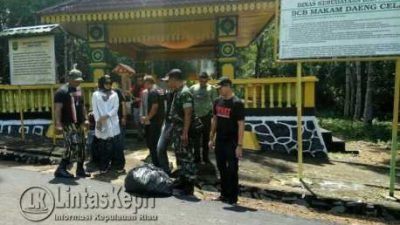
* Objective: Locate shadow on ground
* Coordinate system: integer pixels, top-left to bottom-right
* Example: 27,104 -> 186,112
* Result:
49,177 -> 80,185
223,205 -> 258,213
246,150 -> 332,166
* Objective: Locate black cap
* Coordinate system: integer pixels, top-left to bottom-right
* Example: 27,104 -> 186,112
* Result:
162,68 -> 183,81
214,76 -> 232,88
198,72 -> 209,79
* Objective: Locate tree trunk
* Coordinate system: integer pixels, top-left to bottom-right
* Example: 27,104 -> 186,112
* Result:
64,34 -> 68,81
353,62 -> 362,120
255,35 -> 264,78
350,63 -> 355,116
344,62 -> 352,117
363,62 -> 374,125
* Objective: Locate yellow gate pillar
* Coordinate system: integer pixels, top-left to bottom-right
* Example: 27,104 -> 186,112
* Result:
216,16 -> 238,79
87,24 -> 111,81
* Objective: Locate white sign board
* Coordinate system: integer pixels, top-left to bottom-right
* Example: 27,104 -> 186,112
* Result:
9,35 -> 56,84
279,0 -> 400,60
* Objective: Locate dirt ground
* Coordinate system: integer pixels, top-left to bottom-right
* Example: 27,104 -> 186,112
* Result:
1,136 -> 400,224
337,141 -> 397,167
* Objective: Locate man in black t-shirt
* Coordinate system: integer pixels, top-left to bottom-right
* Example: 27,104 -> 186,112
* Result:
209,77 -> 245,205
141,75 -> 165,166
54,67 -> 90,178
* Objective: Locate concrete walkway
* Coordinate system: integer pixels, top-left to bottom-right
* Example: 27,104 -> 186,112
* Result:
0,167 -> 334,225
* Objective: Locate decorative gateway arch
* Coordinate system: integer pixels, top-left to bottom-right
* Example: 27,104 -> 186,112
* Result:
27,0 -> 327,155
38,0 -> 276,80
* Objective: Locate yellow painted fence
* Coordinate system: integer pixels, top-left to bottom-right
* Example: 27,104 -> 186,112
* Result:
0,76 -> 317,114
0,83 -> 97,114
231,76 -> 316,109
0,76 -> 316,144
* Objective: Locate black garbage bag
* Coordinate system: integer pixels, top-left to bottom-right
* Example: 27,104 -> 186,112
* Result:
124,163 -> 173,196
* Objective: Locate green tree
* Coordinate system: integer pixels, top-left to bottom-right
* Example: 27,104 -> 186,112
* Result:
0,0 -> 66,30
237,25 -> 295,78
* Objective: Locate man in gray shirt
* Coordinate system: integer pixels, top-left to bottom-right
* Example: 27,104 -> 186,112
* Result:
190,72 -> 218,163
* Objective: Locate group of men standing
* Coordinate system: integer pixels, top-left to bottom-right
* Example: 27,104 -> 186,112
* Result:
53,67 -> 244,205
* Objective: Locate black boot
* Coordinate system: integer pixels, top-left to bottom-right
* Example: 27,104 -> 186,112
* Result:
76,162 -> 90,178
172,178 -> 185,189
182,183 -> 194,196
54,159 -> 74,178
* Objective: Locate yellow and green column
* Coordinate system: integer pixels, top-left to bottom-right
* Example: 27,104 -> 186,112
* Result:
216,16 -> 238,79
87,24 -> 111,81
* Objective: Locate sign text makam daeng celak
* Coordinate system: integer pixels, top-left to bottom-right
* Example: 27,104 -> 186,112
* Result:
292,0 -> 400,17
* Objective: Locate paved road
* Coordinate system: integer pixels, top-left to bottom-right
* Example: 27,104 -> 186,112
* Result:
0,167 -> 334,225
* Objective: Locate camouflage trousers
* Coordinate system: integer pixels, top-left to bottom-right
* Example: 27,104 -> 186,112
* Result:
172,126 -> 197,184
62,124 -> 86,163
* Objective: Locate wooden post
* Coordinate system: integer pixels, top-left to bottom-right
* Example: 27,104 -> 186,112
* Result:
304,81 -> 316,108
244,85 -> 249,108
18,86 -> 25,140
269,84 -> 274,108
278,83 -> 283,108
286,83 -> 292,108
261,85 -> 266,109
252,85 -> 257,108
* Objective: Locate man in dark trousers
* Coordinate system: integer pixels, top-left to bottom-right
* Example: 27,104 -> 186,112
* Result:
209,77 -> 245,205
156,87 -> 175,174
190,72 -> 218,164
54,67 -> 90,178
164,69 -> 197,195
141,75 -> 165,166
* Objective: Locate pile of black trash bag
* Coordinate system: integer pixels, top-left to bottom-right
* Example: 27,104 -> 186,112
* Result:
124,163 -> 173,197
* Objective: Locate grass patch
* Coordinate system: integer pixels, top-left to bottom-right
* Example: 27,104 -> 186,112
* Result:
317,114 -> 392,143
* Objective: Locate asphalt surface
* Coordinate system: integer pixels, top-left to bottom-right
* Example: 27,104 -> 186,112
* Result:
0,167 -> 335,225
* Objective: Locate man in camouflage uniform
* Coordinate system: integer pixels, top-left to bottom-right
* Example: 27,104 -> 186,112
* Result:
54,67 -> 90,178
162,69 -> 197,195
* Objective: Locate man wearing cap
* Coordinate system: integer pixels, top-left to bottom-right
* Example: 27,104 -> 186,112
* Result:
209,77 -> 245,205
190,72 -> 218,164
164,69 -> 197,195
54,66 -> 90,178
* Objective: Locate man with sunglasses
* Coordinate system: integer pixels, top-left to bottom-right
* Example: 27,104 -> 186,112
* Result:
209,77 -> 245,205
